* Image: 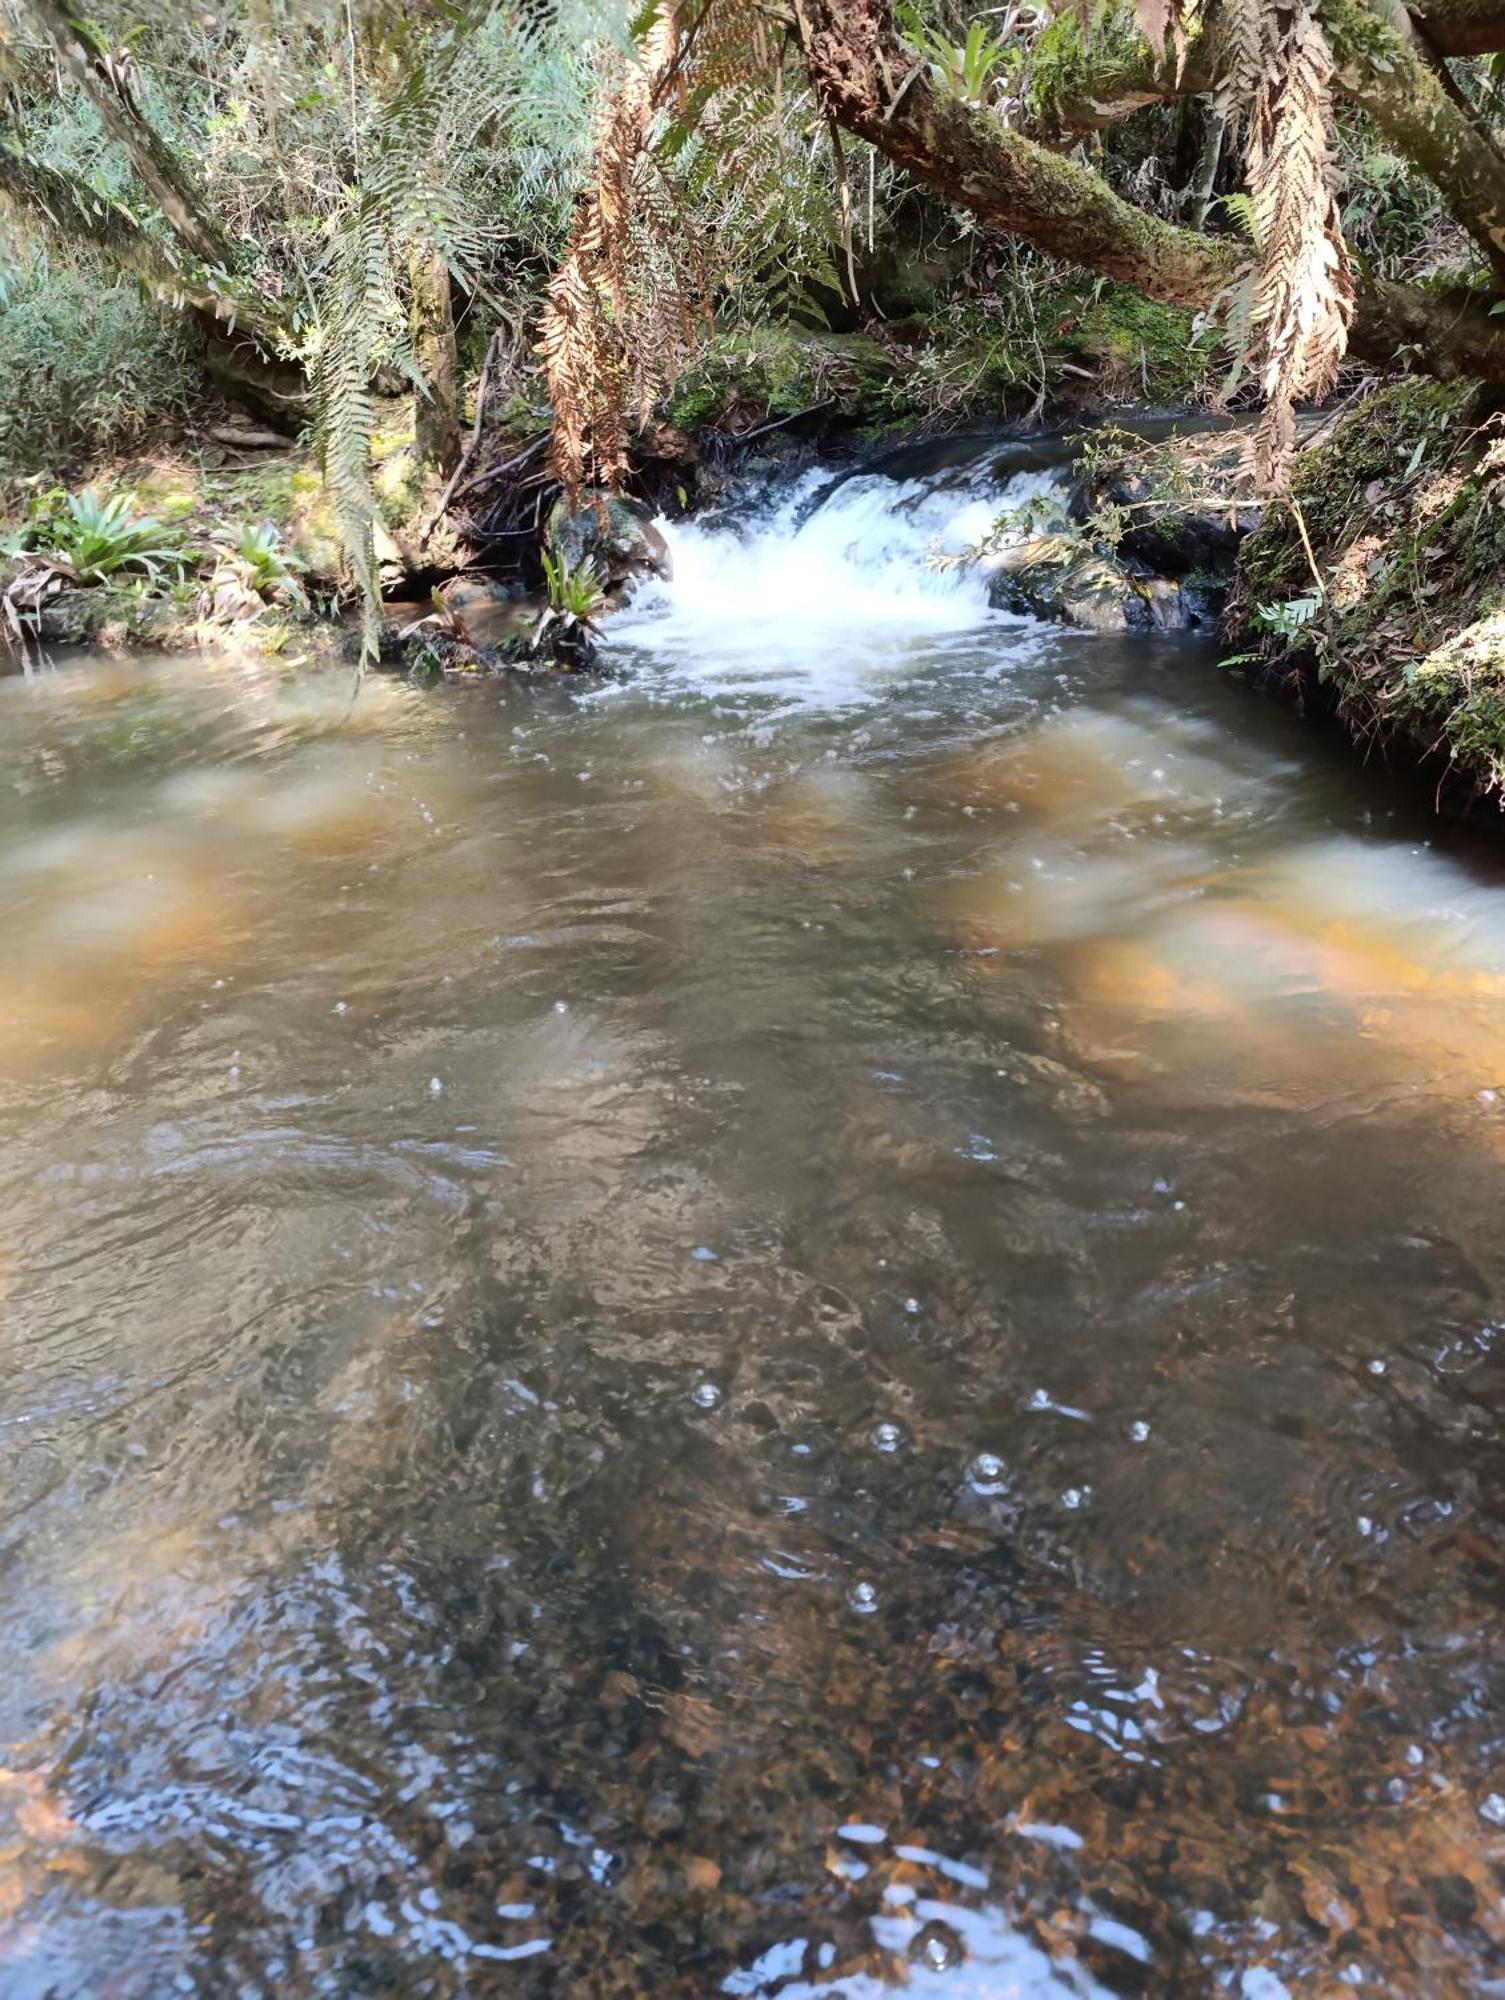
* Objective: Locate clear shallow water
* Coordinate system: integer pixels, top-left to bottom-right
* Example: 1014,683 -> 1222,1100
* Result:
3,469 -> 1505,1995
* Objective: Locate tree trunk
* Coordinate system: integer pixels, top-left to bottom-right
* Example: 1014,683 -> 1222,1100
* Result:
409,247 -> 462,477
1186,100 -> 1230,231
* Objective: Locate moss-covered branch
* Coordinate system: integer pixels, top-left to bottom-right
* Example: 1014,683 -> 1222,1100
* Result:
795,0 -> 1240,300
796,0 -> 1505,379
1329,0 -> 1505,287
24,0 -> 237,274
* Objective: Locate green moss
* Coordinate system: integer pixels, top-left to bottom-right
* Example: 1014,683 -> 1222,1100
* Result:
1229,379 -> 1505,802
1023,11 -> 1147,125
667,328 -> 896,433
1059,284 -> 1214,398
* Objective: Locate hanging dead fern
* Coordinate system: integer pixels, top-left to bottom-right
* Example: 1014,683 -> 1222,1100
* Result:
540,7 -> 696,508
1219,0 -> 1354,488
540,0 -> 844,510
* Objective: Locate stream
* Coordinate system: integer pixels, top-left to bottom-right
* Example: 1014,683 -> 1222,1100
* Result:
2,460 -> 1505,1995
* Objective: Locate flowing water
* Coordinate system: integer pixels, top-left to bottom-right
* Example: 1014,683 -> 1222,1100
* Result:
3,461 -> 1505,1997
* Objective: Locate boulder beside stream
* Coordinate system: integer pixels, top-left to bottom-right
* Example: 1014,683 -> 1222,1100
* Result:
980,533 -> 1216,635
548,490 -> 671,595
983,536 -> 1150,633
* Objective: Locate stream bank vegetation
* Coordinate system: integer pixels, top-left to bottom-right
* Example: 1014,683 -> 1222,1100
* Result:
6,0 -> 1505,793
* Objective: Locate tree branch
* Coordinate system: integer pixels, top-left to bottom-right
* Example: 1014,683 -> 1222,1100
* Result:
1410,0 -> 1505,53
0,138 -> 285,342
24,0 -> 236,272
1327,0 -> 1505,287
794,0 -> 1505,381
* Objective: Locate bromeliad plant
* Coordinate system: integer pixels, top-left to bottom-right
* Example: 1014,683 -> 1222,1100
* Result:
534,548 -> 606,665
198,521 -> 310,625
35,488 -> 184,584
2,486 -> 185,649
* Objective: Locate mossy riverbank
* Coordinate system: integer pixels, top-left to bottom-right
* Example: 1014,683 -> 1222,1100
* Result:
1225,381 -> 1505,809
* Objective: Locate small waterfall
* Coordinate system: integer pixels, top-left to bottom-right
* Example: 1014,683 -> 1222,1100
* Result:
608,459 -> 1066,709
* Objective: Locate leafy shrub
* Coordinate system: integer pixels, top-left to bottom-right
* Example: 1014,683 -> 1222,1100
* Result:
0,249 -> 199,480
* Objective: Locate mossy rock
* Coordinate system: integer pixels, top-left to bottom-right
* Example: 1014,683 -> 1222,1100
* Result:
547,490 -> 671,592
983,533 -> 1158,634
27,583 -> 196,649
1075,426 -> 1261,577
667,329 -> 897,435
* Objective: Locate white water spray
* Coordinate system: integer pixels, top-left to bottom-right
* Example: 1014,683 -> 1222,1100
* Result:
608,462 -> 1063,709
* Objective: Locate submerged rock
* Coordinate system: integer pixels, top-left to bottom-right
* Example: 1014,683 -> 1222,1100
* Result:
982,534 -> 1153,635
1074,427 -> 1260,577
548,490 -> 671,595
391,619 -> 614,681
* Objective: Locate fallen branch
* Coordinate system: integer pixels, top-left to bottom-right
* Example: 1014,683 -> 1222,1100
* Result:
726,398 -> 837,442
420,329 -> 504,547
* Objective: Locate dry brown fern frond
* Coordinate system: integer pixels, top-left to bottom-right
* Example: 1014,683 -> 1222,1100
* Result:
1220,0 -> 1353,489
540,8 -> 687,507
541,0 -> 806,510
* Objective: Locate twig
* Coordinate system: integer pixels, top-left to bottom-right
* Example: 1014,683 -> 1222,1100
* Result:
447,432 -> 548,508
419,329 -> 504,546
725,398 -> 836,443
824,112 -> 862,310
883,61 -> 924,121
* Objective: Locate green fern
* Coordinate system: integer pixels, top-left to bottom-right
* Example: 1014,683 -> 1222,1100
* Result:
309,2 -> 579,665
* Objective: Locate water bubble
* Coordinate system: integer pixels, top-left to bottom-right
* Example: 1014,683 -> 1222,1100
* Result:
333,1000 -> 348,1014
911,1922 -> 963,1972
1129,1420 -> 1151,1443
904,1297 -> 920,1315
691,1382 -> 721,1411
870,1420 -> 907,1454
968,1452 -> 1005,1494
689,1245 -> 719,1263
553,1000 -> 569,1015
1369,1359 -> 1387,1377
428,1076 -> 444,1096
1481,1793 -> 1505,1827
1061,1485 -> 1091,1511
847,1579 -> 880,1615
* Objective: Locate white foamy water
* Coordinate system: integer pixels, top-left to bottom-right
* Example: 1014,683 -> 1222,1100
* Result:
608,463 -> 1062,710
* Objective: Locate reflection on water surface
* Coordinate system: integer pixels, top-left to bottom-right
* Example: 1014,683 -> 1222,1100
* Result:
3,502 -> 1505,1995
